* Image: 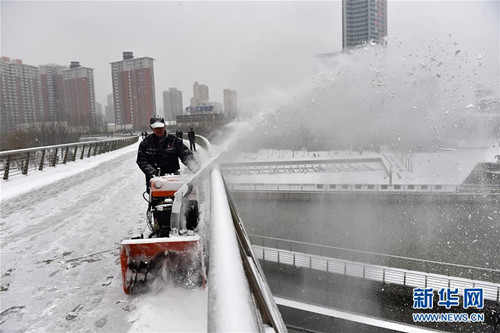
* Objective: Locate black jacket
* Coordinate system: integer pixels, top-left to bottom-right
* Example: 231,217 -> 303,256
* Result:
188,130 -> 195,141
137,133 -> 196,186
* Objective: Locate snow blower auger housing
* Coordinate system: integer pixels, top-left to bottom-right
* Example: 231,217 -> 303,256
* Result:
120,175 -> 206,294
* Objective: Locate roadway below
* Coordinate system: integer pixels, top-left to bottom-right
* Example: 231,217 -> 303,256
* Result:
262,261 -> 500,332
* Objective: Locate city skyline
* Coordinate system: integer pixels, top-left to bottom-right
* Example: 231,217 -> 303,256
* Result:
2,1 -> 498,113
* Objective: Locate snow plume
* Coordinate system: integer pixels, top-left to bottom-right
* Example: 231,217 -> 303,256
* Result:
234,36 -> 499,152
128,287 -> 208,332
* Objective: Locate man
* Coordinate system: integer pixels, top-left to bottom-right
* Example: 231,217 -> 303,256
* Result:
137,115 -> 198,191
188,127 -> 196,152
175,128 -> 183,139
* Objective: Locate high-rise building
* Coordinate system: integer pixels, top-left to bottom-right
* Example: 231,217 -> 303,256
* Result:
95,102 -> 105,127
0,57 -> 44,133
39,64 -> 68,123
104,93 -> 115,123
111,51 -> 156,130
62,61 -> 97,129
223,89 -> 238,117
342,0 -> 387,50
163,88 -> 183,121
190,81 -> 209,108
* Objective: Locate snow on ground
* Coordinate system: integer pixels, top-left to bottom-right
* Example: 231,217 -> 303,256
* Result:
405,147 -> 499,184
128,287 -> 208,332
0,140 -> 210,332
0,141 -> 139,202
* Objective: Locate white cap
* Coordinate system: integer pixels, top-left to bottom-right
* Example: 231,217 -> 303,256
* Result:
151,121 -> 165,128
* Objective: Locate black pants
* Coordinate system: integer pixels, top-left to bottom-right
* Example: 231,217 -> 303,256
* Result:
189,140 -> 196,151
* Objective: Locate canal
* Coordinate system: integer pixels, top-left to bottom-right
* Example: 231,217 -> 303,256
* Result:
231,192 -> 500,274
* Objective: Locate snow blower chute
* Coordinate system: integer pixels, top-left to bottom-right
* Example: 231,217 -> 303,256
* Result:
120,175 -> 206,294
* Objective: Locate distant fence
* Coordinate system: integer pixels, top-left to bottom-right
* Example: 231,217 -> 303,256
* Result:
0,136 -> 138,180
227,182 -> 500,195
249,235 -> 500,302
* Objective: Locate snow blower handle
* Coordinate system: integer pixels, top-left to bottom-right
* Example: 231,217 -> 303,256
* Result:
169,183 -> 193,236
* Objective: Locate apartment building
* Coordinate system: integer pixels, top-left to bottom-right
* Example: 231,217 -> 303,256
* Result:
111,51 -> 156,129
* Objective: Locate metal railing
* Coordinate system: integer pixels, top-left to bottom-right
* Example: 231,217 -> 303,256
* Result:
249,235 -> 500,284
226,182 -> 500,195
249,236 -> 500,303
221,161 -> 384,177
0,136 -> 138,180
187,138 -> 287,332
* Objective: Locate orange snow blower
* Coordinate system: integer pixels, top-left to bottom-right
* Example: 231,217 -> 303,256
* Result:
120,175 -> 206,294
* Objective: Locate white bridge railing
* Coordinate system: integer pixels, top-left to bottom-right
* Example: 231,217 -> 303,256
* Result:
227,182 -> 500,195
249,240 -> 500,303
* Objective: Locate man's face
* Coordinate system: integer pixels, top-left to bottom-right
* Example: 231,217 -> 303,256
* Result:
152,127 -> 165,137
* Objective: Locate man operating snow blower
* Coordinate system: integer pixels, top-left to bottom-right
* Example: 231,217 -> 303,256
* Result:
136,115 -> 199,237
137,115 -> 198,193
119,115 -> 205,294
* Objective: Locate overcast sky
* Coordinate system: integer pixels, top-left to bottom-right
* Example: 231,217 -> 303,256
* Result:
2,1 -> 498,115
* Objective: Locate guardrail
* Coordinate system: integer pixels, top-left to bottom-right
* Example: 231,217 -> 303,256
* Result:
226,182 -> 500,194
221,157 -> 383,168
224,176 -> 288,333
249,236 -> 500,302
188,139 -> 287,332
0,136 -> 139,180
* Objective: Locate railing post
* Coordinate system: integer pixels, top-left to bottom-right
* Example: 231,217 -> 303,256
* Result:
72,146 -> 78,161
63,147 -> 69,164
52,148 -> 58,166
383,269 -> 385,283
39,150 -> 46,170
80,145 -> 85,159
22,152 -> 30,175
87,144 -> 92,158
3,155 -> 11,180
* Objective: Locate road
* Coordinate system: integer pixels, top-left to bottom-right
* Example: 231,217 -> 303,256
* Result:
0,148 -> 208,332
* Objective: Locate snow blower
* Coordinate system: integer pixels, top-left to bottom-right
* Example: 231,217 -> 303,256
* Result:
120,175 -> 206,294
